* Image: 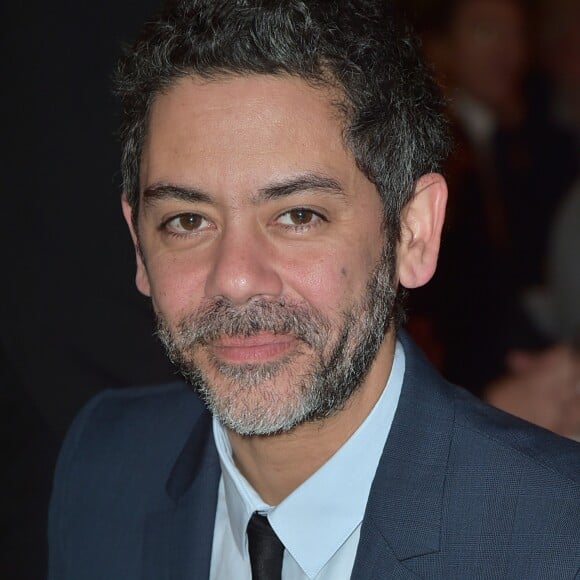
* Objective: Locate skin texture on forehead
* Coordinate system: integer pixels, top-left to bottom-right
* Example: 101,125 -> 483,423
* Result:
141,74 -> 365,216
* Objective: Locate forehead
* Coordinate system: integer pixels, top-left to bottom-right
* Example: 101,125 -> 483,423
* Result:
140,74 -> 373,202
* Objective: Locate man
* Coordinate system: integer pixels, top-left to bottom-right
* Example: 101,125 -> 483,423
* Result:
48,1 -> 580,578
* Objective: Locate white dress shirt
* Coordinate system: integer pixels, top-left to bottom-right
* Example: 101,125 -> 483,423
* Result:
209,340 -> 405,579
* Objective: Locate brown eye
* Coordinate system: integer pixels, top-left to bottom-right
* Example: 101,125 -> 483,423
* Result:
178,214 -> 203,231
277,208 -> 324,227
165,213 -> 209,234
288,209 -> 314,225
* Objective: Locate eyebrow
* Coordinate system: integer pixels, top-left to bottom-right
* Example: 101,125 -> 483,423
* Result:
142,172 -> 346,206
256,173 -> 345,201
142,183 -> 212,205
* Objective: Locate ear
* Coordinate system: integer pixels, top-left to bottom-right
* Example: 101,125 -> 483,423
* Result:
121,194 -> 151,297
397,173 -> 447,289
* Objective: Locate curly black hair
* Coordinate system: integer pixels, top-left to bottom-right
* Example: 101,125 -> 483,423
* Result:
116,0 -> 450,240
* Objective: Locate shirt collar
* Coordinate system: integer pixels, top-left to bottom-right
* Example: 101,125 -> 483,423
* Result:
213,340 -> 405,578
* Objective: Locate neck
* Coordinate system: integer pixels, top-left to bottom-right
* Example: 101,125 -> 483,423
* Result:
226,332 -> 396,505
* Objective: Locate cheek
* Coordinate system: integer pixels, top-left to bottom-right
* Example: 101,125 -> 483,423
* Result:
144,253 -> 207,320
283,244 -> 378,315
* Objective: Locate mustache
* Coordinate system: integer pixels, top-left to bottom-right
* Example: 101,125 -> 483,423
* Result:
158,298 -> 330,349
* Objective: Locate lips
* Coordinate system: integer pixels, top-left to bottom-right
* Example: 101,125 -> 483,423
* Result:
209,332 -> 296,363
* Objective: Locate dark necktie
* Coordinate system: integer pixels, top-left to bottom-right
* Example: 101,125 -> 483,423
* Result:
247,512 -> 285,580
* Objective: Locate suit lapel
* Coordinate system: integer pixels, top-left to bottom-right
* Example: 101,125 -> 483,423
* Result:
351,333 -> 455,577
142,410 -> 221,580
351,526 -> 426,579
140,334 -> 455,579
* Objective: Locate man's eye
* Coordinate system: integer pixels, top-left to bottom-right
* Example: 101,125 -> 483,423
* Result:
164,213 -> 209,234
276,208 -> 323,227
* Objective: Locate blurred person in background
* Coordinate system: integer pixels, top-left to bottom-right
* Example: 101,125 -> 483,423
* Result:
523,0 -> 580,344
506,174 -> 580,440
411,0 -> 576,393
405,0 -> 580,437
534,0 -> 580,159
545,180 -> 580,345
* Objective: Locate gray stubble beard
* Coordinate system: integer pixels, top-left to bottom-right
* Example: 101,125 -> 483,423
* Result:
156,245 -> 398,436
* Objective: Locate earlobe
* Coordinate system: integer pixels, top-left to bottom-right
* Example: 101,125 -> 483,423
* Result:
121,194 -> 152,297
397,173 -> 447,289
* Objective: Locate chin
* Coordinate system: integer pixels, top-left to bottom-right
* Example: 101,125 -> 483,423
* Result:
204,379 -> 311,436
203,349 -> 336,434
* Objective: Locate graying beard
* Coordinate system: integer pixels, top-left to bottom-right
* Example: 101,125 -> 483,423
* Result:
156,244 -> 397,435
208,346 -> 308,386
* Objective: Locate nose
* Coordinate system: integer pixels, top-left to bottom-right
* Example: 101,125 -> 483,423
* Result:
204,224 -> 283,305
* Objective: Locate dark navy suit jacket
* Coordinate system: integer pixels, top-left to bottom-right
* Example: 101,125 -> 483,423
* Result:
48,334 -> 580,579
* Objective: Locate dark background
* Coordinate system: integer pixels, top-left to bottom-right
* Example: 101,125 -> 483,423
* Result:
2,2 -> 174,577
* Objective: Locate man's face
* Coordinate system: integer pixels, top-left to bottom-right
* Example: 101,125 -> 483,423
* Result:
130,75 -> 397,435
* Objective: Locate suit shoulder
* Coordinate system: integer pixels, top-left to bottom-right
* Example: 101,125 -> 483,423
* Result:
399,330 -> 580,487
83,380 -> 198,407
49,384 -> 212,578
452,385 -> 580,486
53,382 -> 208,498
73,381 -> 203,425
62,381 -> 205,454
